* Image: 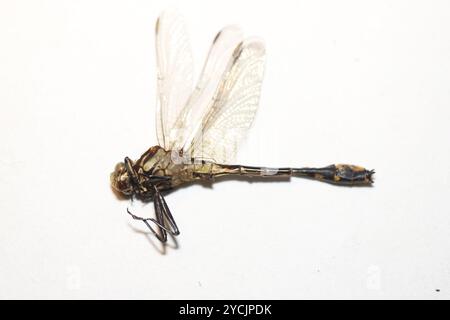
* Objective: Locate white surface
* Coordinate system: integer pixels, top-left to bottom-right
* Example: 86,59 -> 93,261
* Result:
1,0 -> 449,299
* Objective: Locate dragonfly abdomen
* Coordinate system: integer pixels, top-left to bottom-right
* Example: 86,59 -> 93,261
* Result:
212,164 -> 374,186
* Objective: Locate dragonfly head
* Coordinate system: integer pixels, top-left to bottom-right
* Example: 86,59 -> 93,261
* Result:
110,159 -> 135,196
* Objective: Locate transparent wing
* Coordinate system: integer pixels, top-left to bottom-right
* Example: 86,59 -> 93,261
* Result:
168,26 -> 244,152
155,10 -> 194,149
187,39 -> 266,163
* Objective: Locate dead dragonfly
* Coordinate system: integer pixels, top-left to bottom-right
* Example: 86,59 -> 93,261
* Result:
110,11 -> 374,243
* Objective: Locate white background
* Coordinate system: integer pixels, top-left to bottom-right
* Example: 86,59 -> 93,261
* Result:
1,0 -> 449,299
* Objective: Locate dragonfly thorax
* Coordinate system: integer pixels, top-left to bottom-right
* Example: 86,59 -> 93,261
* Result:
111,147 -> 177,198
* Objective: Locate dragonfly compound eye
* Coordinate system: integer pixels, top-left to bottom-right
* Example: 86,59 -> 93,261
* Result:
111,162 -> 133,195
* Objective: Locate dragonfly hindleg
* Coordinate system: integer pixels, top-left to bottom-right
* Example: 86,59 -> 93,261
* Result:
126,185 -> 180,243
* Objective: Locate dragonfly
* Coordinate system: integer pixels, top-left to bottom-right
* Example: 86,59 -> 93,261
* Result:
110,11 -> 374,243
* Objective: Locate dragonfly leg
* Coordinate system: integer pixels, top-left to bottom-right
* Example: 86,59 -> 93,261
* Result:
155,187 -> 180,236
128,209 -> 177,236
127,187 -> 180,243
153,190 -> 168,242
127,208 -> 167,242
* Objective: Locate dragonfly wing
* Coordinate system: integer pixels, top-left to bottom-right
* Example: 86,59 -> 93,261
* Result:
187,39 -> 266,163
169,26 -> 244,153
155,10 -> 194,149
